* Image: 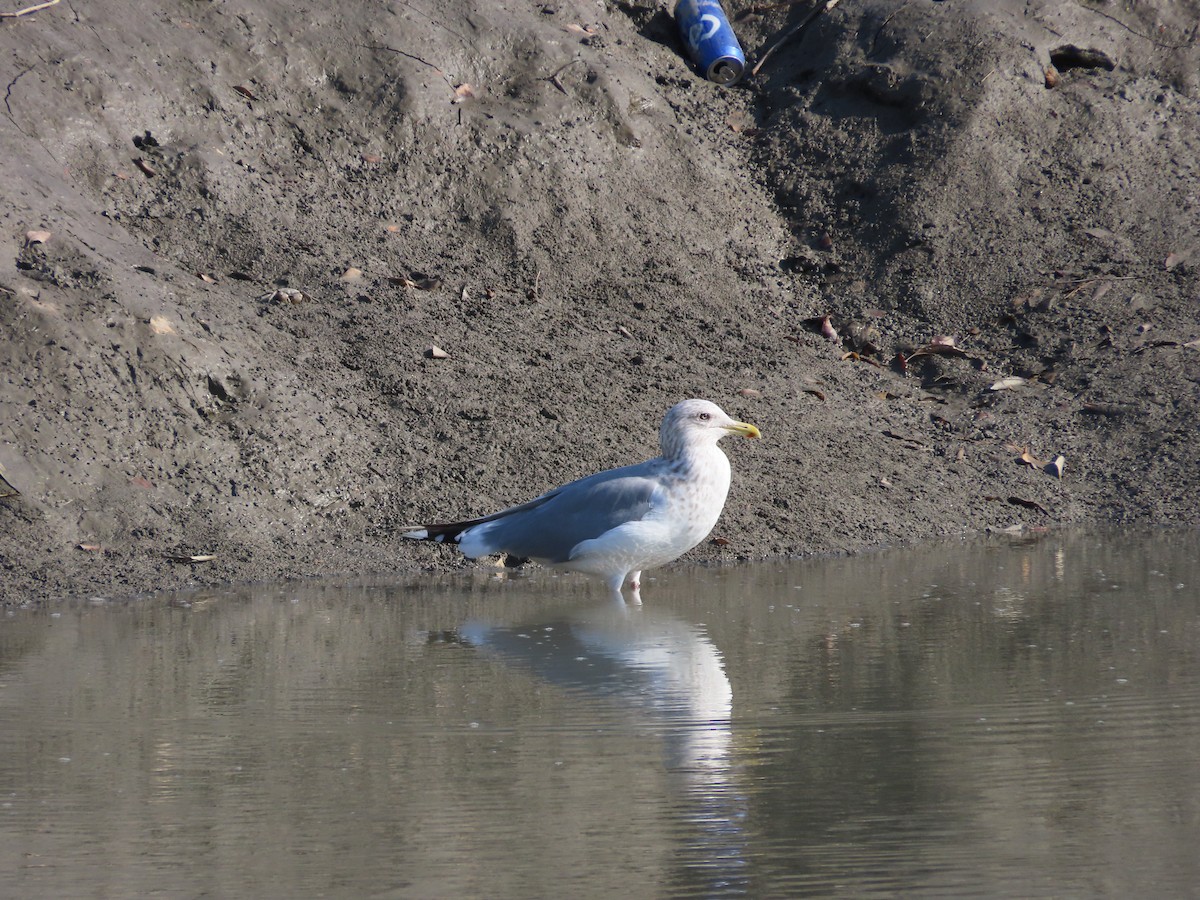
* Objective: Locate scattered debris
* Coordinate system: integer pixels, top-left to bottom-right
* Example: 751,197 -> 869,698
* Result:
615,324 -> 633,339
0,466 -> 20,499
233,84 -> 258,101
0,0 -> 60,18
133,158 -> 157,177
882,429 -> 927,450
738,388 -> 762,398
1044,65 -> 1060,88
726,111 -> 752,134
1045,455 -> 1066,479
341,267 -> 363,281
546,59 -> 582,94
1080,402 -> 1131,417
452,83 -> 476,104
426,345 -> 449,359
907,336 -> 974,363
1165,249 -> 1193,270
843,321 -> 881,354
820,315 -> 839,343
167,554 -> 217,564
260,288 -> 309,304
391,274 -> 441,291
148,315 -> 175,335
24,229 -> 51,245
841,351 -> 883,368
990,376 -> 1028,391
752,0 -> 842,77
1007,444 -> 1043,469
1006,495 -> 1050,515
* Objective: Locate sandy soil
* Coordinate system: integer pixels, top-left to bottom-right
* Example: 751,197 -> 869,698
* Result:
1,0 -> 1197,605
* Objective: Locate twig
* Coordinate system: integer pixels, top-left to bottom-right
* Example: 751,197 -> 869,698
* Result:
0,0 -> 59,18
365,44 -> 456,91
867,1 -> 910,59
546,59 -> 582,94
1073,0 -> 1197,51
752,0 -> 843,77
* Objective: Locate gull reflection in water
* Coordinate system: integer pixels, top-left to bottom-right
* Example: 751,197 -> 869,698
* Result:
455,603 -> 748,892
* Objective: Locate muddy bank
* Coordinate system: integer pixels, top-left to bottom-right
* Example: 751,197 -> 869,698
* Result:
1,0 -> 1197,605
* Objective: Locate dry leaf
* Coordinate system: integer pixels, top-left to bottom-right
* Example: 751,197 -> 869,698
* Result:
341,267 -> 363,281
0,468 -> 19,498
1044,65 -> 1060,88
739,388 -> 762,398
452,83 -> 476,104
726,111 -> 750,133
1007,495 -> 1050,515
1184,338 -> 1200,350
1016,448 -> 1044,469
362,153 -> 381,164
384,223 -> 400,233
1165,249 -> 1192,269
167,554 -> 216,563
233,84 -> 257,100
616,325 -> 633,338
564,23 -> 597,35
148,315 -> 175,334
198,272 -> 217,283
78,543 -> 103,552
426,345 -> 449,359
990,376 -> 1027,391
1044,455 -> 1065,478
25,229 -> 51,245
910,341 -> 971,361
129,476 -> 154,489
134,158 -> 157,177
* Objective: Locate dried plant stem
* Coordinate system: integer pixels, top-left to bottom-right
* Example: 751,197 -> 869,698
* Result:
751,0 -> 843,77
0,0 -> 60,19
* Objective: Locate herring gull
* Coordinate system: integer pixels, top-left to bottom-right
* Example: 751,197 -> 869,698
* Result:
403,398 -> 761,596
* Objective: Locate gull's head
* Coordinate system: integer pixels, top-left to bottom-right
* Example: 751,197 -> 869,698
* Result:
659,399 -> 761,459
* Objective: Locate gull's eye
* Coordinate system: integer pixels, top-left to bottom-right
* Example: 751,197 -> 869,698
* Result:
697,412 -> 711,421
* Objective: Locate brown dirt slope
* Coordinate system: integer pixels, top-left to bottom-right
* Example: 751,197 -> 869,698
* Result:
1,0 -> 1197,604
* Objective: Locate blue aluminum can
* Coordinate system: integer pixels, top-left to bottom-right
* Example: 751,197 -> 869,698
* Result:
674,0 -> 746,86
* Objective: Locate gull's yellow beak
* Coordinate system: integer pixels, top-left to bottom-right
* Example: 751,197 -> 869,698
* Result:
724,421 -> 761,440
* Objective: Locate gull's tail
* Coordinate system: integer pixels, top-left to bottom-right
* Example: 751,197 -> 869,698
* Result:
403,516 -> 528,567
401,519 -> 476,544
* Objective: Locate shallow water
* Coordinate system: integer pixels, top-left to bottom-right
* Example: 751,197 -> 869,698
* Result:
2,530 -> 1199,898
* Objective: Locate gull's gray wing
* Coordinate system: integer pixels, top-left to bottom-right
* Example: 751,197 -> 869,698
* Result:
412,461 -> 667,563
